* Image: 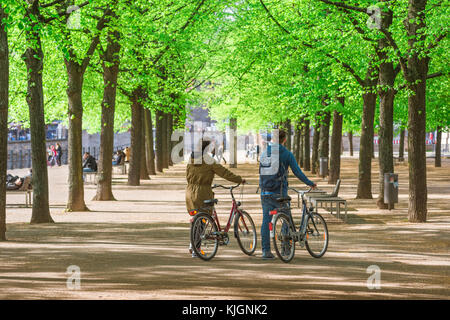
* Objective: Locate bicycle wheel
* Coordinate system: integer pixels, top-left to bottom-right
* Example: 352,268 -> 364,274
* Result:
190,213 -> 219,261
305,213 -> 329,258
272,212 -> 296,263
234,210 -> 257,256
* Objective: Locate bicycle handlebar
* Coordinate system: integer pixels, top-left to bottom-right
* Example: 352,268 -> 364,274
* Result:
288,186 -> 313,195
212,182 -> 241,190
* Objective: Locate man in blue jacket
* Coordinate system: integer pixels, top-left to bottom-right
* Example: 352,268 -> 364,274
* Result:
259,129 -> 316,259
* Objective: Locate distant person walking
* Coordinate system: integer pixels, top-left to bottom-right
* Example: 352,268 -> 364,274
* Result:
48,145 -> 57,167
215,142 -> 226,164
55,143 -> 62,166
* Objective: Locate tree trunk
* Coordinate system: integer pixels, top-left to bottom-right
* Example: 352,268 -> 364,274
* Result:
311,121 -> 320,174
162,112 -> 169,169
435,126 -> 441,167
348,131 -> 353,156
405,0 -> 429,223
356,91 -> 377,199
140,116 -> 150,180
303,119 -> 311,171
328,109 -> 343,185
299,122 -> 304,168
294,123 -> 300,162
155,110 -> 164,172
398,129 -> 405,161
229,117 -> 237,168
318,111 -> 331,178
167,113 -> 173,166
23,2 -> 53,222
127,89 -> 143,186
93,28 -> 120,201
407,77 -> 428,222
285,119 -> 292,152
0,6 -> 8,240
144,109 -> 156,175
376,35 -> 397,209
65,61 -> 88,211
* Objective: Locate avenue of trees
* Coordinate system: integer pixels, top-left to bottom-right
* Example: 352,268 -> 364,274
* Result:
205,0 -> 448,222
0,0 -> 448,240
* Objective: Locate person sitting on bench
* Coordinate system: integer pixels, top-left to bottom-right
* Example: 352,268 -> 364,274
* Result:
6,170 -> 32,191
82,152 -> 97,172
112,150 -> 125,166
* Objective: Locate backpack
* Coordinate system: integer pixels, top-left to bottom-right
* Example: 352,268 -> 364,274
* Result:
259,144 -> 286,193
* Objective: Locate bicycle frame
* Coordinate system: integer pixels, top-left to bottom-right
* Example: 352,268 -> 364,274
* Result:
211,197 -> 238,233
270,187 -> 313,241
211,183 -> 248,235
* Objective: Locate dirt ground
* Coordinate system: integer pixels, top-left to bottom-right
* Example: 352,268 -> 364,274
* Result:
1,156 -> 449,299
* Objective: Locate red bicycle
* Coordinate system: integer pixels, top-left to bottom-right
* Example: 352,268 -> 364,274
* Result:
189,183 -> 257,261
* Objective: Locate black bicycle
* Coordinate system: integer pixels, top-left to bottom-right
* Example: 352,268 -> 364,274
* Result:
269,187 -> 329,263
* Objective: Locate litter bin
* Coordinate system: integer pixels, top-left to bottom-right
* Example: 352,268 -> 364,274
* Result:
384,173 -> 398,210
319,157 -> 328,178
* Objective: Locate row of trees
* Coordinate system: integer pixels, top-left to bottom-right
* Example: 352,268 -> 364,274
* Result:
202,0 -> 448,222
0,0 -> 448,241
0,0 -> 232,240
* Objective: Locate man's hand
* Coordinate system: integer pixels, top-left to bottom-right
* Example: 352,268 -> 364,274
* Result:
311,183 -> 317,190
241,179 -> 247,185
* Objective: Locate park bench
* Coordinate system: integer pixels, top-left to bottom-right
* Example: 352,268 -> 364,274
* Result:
112,162 -> 127,175
6,176 -> 32,208
83,171 -> 98,185
307,179 -> 348,222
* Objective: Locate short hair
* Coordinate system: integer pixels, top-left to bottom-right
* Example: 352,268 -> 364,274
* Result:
278,129 -> 287,143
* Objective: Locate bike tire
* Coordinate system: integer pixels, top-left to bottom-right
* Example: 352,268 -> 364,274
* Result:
190,213 -> 219,261
234,210 -> 257,256
272,212 -> 296,263
305,213 -> 329,258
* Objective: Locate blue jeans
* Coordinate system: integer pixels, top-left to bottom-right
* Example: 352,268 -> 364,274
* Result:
261,194 -> 292,253
83,168 -> 95,172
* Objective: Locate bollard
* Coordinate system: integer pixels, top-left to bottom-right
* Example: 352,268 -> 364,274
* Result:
384,173 -> 399,210
319,157 -> 328,178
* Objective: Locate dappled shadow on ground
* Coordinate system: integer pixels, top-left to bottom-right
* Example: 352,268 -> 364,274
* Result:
2,158 -> 449,299
0,215 -> 449,299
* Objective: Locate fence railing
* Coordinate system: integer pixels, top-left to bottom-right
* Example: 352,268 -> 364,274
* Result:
7,149 -> 69,170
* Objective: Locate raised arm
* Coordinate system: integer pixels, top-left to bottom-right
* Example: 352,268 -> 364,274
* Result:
288,152 -> 315,186
212,164 -> 243,184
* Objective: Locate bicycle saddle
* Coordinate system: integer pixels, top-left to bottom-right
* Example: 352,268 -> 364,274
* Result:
203,199 -> 218,206
276,196 -> 292,203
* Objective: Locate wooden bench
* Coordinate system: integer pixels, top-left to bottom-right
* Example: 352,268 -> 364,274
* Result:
310,196 -> 347,222
6,176 -> 32,207
307,179 -> 348,222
